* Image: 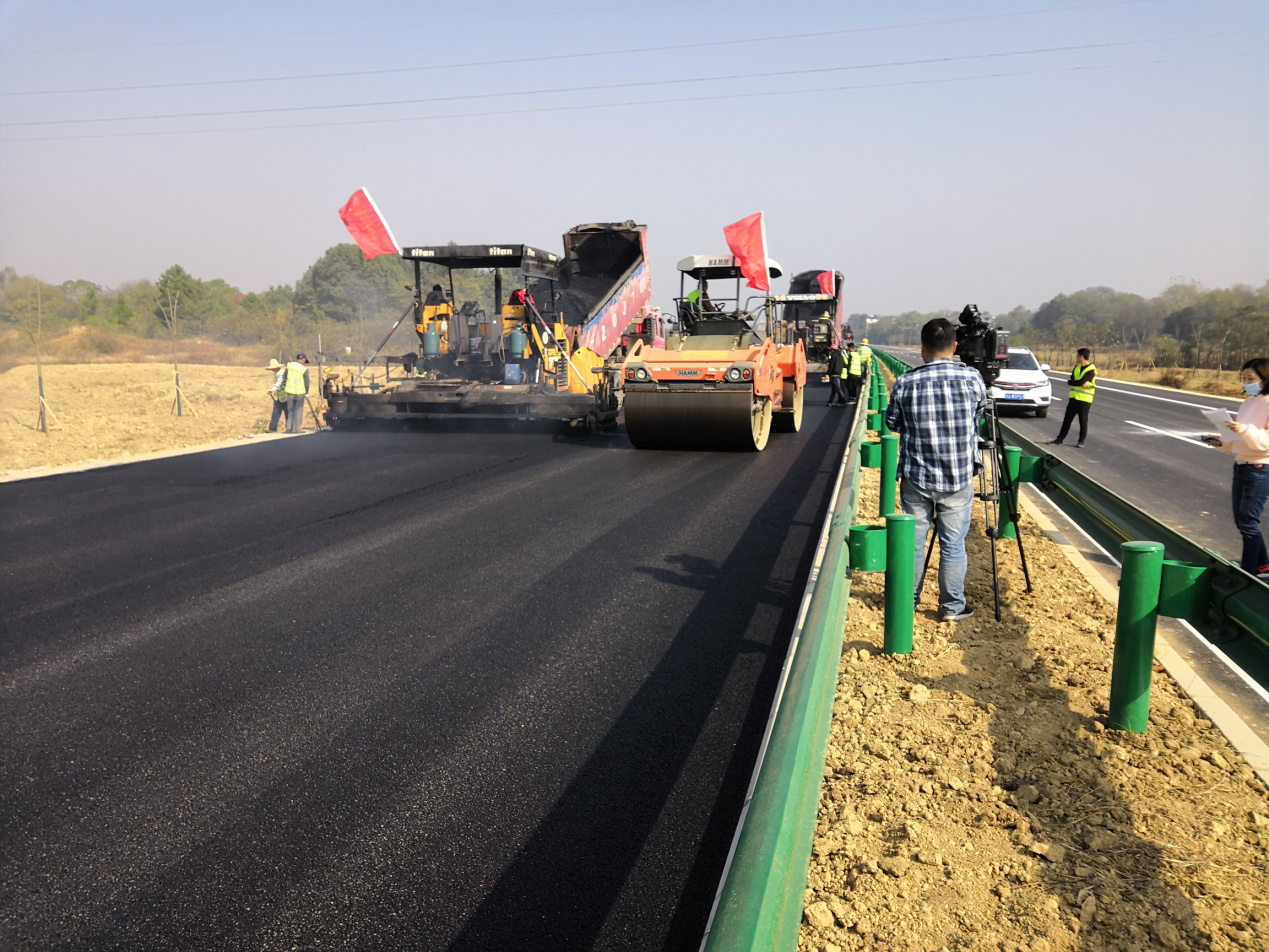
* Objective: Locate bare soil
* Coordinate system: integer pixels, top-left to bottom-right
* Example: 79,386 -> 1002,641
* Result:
0,361 -> 336,477
799,466 -> 1269,952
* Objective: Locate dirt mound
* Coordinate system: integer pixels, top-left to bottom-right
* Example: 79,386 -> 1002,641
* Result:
800,469 -> 1268,951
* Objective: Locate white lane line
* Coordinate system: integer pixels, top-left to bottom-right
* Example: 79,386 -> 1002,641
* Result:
1124,419 -> 1217,448
1043,374 -> 1237,410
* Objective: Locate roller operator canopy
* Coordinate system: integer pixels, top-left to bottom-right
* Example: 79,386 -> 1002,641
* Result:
676,255 -> 784,281
400,243 -> 562,279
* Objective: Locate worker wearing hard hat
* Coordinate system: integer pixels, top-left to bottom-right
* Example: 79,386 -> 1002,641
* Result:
266,358 -> 289,432
857,338 -> 873,368
284,353 -> 310,434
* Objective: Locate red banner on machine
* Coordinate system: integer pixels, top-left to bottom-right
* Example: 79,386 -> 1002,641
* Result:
722,211 -> 770,292
817,270 -> 835,296
338,188 -> 399,260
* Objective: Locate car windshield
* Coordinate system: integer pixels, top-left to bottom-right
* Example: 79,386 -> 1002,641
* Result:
1007,351 -> 1040,371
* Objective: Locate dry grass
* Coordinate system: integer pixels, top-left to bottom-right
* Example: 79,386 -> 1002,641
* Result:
0,326 -> 281,373
0,360 -> 351,476
1028,348 -> 1249,400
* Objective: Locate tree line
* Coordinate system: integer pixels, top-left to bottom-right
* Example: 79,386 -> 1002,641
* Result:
854,279 -> 1269,370
0,245 -> 501,364
4,251 -> 1266,372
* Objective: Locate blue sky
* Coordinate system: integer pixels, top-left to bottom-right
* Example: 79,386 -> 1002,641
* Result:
1,0 -> 1266,315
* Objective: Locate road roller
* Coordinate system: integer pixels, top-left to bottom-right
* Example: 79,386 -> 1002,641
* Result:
621,254 -> 806,451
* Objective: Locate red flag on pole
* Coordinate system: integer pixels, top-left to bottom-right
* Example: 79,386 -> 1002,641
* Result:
816,270 -> 835,296
722,211 -> 770,292
338,188 -> 399,260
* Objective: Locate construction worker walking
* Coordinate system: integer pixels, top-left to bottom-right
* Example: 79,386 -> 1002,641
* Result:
284,353 -> 310,434
846,341 -> 864,403
1047,347 -> 1097,448
826,344 -> 847,406
266,358 -> 289,432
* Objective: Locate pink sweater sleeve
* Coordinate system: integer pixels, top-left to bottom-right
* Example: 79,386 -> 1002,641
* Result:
1223,396 -> 1269,462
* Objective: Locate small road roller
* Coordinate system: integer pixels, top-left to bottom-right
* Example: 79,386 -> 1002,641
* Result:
621,254 -> 806,451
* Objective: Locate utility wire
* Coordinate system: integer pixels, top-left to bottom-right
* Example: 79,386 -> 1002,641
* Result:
5,30 -> 1257,128
8,51 -> 1258,144
2,0 -> 678,57
2,0 -> 1161,96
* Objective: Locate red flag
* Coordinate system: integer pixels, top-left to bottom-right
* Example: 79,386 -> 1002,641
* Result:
816,270 -> 835,296
722,211 -> 770,292
338,188 -> 399,260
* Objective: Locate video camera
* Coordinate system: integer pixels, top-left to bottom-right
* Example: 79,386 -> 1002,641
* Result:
955,304 -> 1009,385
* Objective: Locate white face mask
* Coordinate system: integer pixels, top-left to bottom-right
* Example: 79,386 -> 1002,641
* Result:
1246,382 -> 1263,397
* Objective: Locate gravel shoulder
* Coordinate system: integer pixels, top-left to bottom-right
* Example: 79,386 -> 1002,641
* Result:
800,464 -> 1269,952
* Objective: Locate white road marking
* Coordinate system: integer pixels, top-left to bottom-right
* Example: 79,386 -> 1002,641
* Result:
1043,374 -> 1238,410
1124,419 -> 1216,448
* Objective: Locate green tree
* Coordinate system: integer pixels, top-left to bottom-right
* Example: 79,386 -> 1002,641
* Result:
108,295 -> 135,330
294,244 -> 414,325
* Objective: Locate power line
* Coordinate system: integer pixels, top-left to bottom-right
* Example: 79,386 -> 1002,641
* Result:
6,31 -> 1256,128
7,52 -> 1257,144
1,0 -> 674,57
2,0 -> 1161,96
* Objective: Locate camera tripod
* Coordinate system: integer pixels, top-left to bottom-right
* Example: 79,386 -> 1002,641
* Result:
922,399 -> 1033,621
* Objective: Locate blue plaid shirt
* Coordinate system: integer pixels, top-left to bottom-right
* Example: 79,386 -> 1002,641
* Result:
884,358 -> 987,493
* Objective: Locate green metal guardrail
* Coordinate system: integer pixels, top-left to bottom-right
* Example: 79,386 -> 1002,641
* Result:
700,367 -> 873,951
876,349 -> 1269,686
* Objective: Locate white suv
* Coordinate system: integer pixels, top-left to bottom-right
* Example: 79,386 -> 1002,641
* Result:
990,347 -> 1052,417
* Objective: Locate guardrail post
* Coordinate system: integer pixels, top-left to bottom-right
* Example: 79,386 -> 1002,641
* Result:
875,389 -> 890,436
999,445 -> 1021,540
879,434 -> 898,516
1108,541 -> 1165,733
884,513 -> 915,654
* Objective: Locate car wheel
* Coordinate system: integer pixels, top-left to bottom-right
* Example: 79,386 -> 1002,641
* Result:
1035,406 -> 1048,418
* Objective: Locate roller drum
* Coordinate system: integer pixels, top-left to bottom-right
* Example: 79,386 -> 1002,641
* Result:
624,390 -> 772,451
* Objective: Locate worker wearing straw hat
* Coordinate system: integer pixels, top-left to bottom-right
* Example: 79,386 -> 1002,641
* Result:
266,358 -> 289,432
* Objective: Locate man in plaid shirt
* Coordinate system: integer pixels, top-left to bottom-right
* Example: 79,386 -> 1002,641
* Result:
884,318 -> 987,621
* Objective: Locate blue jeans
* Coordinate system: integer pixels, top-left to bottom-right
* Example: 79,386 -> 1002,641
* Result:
1231,462 -> 1269,574
268,398 -> 288,432
901,479 -> 975,615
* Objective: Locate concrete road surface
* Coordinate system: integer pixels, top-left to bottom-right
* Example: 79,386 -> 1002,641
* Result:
0,388 -> 852,951
884,347 -> 1254,563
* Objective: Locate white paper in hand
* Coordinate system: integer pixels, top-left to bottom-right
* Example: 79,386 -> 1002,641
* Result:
1199,407 -> 1238,447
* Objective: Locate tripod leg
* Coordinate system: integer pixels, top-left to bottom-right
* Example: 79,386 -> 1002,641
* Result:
978,414 -> 1004,622
919,523 -> 937,604
992,411 -> 1033,593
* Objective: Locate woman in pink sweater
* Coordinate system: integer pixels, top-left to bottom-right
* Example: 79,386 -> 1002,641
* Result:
1205,357 -> 1269,577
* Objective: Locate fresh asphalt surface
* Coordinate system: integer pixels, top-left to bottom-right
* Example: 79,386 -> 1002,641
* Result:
0,383 -> 852,951
884,347 -> 1252,563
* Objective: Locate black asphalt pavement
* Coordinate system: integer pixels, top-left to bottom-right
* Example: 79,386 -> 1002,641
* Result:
885,347 -> 1253,562
0,386 -> 853,951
